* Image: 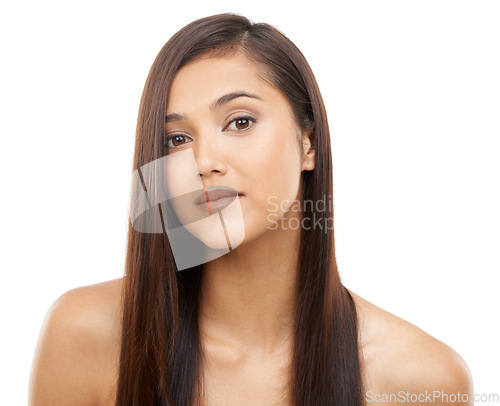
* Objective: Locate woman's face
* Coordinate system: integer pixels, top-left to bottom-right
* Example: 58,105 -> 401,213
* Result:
163,52 -> 315,250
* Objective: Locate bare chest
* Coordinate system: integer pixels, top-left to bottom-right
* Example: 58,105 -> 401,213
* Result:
98,351 -> 396,406
96,349 -> 292,406
199,346 -> 292,406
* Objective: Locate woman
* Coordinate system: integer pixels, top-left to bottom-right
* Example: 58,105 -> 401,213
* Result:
29,13 -> 473,406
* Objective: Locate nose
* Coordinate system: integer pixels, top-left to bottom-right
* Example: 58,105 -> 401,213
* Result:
194,132 -> 227,180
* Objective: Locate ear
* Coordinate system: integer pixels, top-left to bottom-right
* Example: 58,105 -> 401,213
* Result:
301,129 -> 315,171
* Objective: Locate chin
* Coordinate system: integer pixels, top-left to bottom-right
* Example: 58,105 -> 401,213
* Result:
184,202 -> 246,251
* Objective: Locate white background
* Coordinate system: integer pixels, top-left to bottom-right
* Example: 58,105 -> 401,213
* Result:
1,0 -> 498,404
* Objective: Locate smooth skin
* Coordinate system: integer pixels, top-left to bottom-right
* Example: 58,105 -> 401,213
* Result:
29,53 -> 473,406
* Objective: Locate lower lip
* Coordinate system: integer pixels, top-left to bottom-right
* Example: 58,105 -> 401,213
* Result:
196,194 -> 244,213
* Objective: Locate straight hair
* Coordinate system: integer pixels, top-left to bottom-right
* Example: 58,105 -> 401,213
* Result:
116,12 -> 363,406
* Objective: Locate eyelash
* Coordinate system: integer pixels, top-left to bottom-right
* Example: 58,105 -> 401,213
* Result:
165,115 -> 257,150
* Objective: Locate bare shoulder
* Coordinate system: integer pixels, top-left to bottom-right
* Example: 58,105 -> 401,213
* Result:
349,290 -> 474,406
29,277 -> 124,406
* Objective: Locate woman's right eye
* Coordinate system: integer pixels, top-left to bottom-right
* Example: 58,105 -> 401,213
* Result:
165,134 -> 193,150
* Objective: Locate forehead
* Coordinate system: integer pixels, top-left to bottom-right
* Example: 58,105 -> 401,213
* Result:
166,53 -> 285,113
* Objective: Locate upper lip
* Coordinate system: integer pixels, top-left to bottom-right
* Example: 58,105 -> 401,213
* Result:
194,186 -> 240,205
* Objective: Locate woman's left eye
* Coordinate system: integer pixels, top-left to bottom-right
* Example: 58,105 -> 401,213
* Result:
225,116 -> 257,132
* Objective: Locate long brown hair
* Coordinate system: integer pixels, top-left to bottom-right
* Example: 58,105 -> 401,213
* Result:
116,13 -> 363,406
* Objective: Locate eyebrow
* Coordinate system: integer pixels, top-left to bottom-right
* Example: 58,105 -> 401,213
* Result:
165,91 -> 263,123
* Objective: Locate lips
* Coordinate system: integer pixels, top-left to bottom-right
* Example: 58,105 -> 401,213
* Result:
194,187 -> 238,205
194,186 -> 243,213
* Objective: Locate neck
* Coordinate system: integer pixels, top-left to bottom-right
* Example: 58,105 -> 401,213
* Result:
199,210 -> 301,357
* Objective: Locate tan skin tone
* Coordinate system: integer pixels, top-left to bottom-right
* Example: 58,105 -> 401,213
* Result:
29,53 -> 474,406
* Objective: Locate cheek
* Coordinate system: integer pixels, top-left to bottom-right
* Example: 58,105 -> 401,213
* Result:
239,128 -> 302,218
